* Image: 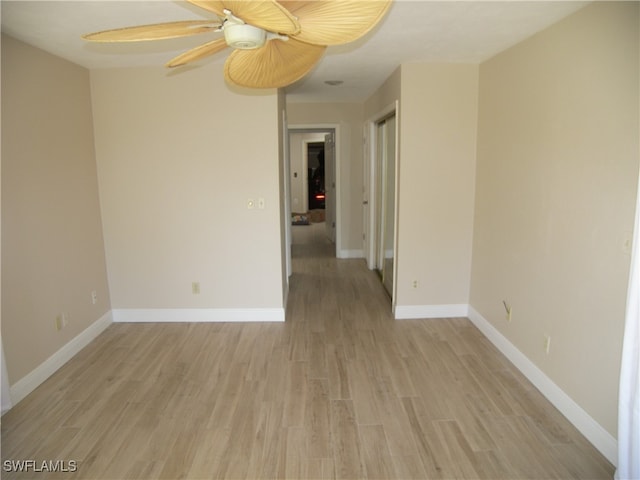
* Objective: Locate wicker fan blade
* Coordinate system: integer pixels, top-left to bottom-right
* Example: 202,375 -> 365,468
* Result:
186,0 -> 226,16
166,38 -> 229,67
280,0 -> 391,46
224,37 -> 325,88
188,0 -> 300,34
82,20 -> 221,42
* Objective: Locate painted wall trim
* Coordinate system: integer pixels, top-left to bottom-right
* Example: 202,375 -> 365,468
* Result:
7,311 -> 113,409
338,249 -> 364,259
394,304 -> 470,319
467,306 -> 618,466
112,308 -> 285,323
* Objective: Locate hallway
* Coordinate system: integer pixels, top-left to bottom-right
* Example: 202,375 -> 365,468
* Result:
283,222 -> 614,478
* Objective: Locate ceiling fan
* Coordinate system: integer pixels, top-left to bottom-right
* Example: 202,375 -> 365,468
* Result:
82,0 -> 392,89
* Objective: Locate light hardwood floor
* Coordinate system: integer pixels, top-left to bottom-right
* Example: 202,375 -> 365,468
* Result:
2,222 -> 614,479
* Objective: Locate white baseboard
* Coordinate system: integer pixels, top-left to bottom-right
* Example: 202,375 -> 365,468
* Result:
283,284 -> 290,314
8,311 -> 113,409
338,249 -> 364,259
5,303 -> 617,466
1,342 -> 13,414
394,303 -> 469,319
112,308 -> 285,323
467,306 -> 618,466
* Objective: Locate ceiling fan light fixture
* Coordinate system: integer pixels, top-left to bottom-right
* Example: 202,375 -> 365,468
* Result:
224,23 -> 266,50
81,0 -> 392,88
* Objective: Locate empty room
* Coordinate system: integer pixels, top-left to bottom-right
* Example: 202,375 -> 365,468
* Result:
1,1 -> 639,478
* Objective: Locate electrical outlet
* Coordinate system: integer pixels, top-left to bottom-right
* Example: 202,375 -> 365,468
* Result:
622,231 -> 633,255
55,313 -> 68,331
192,282 -> 200,295
503,301 -> 512,322
412,280 -> 418,289
544,335 -> 551,354
91,290 -> 98,305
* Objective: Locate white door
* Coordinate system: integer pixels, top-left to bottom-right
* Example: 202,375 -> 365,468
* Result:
283,112 -> 292,278
362,125 -> 371,268
372,113 -> 397,298
381,115 -> 396,296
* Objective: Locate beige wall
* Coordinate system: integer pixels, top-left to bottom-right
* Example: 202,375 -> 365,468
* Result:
470,1 -> 639,437
90,65 -> 284,310
363,65 -> 478,312
1,35 -> 111,383
396,64 -> 478,309
286,102 -> 365,253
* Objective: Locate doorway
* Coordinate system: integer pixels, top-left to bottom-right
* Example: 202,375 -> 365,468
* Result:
287,126 -> 339,260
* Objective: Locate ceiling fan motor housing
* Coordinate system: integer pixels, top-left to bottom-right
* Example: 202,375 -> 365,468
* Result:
224,23 -> 267,49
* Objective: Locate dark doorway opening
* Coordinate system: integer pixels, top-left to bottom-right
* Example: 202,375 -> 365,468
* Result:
307,142 -> 325,210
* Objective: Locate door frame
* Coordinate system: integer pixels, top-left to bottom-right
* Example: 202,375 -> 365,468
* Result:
365,101 -> 399,304
287,124 -> 341,258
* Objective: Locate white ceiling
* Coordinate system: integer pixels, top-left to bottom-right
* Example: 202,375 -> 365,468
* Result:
1,0 -> 589,102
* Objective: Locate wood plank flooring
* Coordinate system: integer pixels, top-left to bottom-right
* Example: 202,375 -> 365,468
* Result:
1,223 -> 614,479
